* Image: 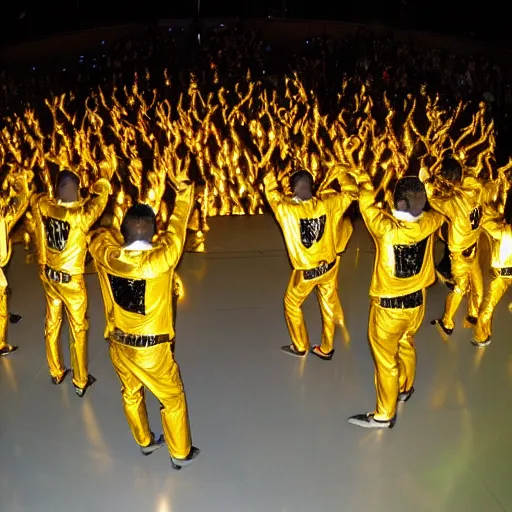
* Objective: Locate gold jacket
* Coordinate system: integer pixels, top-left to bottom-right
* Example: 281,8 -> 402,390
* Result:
90,185 -> 194,338
426,176 -> 483,253
31,179 -> 110,274
264,173 -> 357,270
360,187 -> 444,298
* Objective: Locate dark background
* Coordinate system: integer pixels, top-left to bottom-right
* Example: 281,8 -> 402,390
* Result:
2,1 -> 507,45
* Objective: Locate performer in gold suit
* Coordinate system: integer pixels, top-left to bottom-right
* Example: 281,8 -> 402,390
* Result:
348,175 -> 444,428
427,158 -> 484,335
89,185 -> 200,469
264,168 -> 357,360
32,170 -> 110,396
472,190 -> 512,347
0,169 -> 34,356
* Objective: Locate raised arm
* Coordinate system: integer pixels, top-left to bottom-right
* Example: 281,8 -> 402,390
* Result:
420,172 -> 457,221
82,178 -> 112,229
159,183 -> 195,268
358,174 -> 394,238
263,170 -> 285,214
4,169 -> 34,233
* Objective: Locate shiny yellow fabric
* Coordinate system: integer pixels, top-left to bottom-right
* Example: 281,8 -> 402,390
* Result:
481,216 -> 512,269
472,215 -> 512,341
97,268 -> 115,340
442,246 -> 483,329
425,176 -> 483,253
42,272 -> 89,388
264,173 -> 356,270
429,177 -> 486,330
474,272 -> 511,342
90,186 -> 194,338
284,259 -> 340,353
359,188 -> 444,298
109,340 -> 191,459
0,177 -> 32,350
0,180 -> 31,268
368,294 -> 425,421
31,178 -> 110,274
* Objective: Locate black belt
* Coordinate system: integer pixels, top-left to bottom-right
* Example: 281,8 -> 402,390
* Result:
111,329 -> 170,348
499,267 -> 512,277
379,290 -> 423,309
45,265 -> 72,284
303,260 -> 336,280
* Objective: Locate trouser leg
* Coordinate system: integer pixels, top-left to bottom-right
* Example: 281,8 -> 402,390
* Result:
474,275 -> 510,342
43,280 -> 66,380
283,270 -> 315,352
316,264 -> 341,354
110,341 -> 192,459
467,257 -> 484,319
109,342 -> 153,448
61,276 -> 89,389
368,300 -> 424,421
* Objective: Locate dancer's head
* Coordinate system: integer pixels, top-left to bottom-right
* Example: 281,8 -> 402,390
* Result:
440,156 -> 463,184
121,204 -> 156,244
290,170 -> 313,201
394,176 -> 427,218
56,170 -> 80,203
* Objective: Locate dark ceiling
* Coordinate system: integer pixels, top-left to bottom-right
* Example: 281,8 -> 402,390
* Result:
1,1 -> 507,46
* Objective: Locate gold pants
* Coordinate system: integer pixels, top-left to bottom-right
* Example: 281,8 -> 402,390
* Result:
109,340 -> 192,459
474,272 -> 512,342
0,268 -> 9,351
284,259 -> 341,353
43,273 -> 89,388
368,294 -> 425,421
442,248 -> 483,330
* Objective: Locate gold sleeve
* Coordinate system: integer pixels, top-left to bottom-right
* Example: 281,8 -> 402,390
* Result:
418,210 -> 445,236
82,178 -> 111,229
359,188 -> 394,237
88,229 -> 124,271
327,185 -> 358,217
263,172 -> 284,213
91,184 -> 195,280
425,184 -> 456,222
4,181 -> 31,233
155,184 -> 195,271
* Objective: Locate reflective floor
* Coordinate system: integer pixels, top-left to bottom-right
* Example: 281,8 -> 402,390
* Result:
1,215 -> 512,512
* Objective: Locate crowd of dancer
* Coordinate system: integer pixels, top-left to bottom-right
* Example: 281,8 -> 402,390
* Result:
1,23 -> 512,467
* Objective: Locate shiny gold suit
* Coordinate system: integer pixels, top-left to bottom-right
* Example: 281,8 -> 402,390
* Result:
360,181 -> 444,421
31,178 -> 110,388
0,171 -> 33,354
264,172 -> 357,354
473,210 -> 512,344
90,185 -> 195,460
426,176 -> 484,330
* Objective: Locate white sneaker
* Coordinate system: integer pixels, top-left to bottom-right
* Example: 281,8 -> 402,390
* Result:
347,413 -> 395,429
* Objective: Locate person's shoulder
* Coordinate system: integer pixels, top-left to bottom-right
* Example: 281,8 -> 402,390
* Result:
90,227 -> 122,247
